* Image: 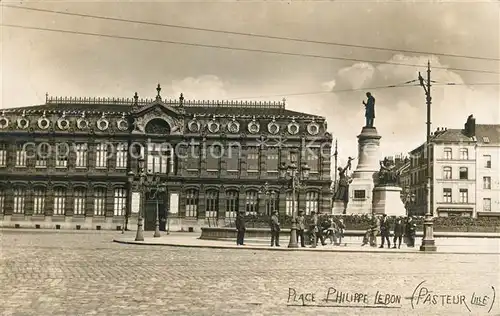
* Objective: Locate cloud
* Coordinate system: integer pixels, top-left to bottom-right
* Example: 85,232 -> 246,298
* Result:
168,75 -> 230,101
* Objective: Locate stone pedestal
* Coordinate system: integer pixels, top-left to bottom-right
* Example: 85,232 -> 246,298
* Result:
332,201 -> 346,215
372,186 -> 406,217
347,126 -> 381,215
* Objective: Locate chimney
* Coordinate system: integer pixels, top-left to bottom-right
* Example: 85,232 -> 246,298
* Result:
464,114 -> 476,137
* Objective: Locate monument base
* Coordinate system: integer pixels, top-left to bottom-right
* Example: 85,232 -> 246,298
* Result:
372,186 -> 406,217
332,201 -> 346,215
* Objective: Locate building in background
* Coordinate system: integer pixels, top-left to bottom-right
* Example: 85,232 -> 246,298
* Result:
400,115 -> 500,218
0,85 -> 333,231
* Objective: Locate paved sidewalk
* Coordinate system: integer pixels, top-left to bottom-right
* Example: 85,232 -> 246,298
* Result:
113,233 -> 500,254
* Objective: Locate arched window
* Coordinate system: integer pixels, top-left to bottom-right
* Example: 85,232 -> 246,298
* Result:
33,187 -> 46,215
113,187 -> 127,216
13,187 -> 26,214
245,190 -> 259,215
205,190 -> 219,218
266,190 -> 279,215
443,147 -> 452,160
74,187 -> 86,216
443,166 -> 452,179
305,191 -> 319,215
53,187 -> 67,215
459,148 -> 468,160
459,167 -> 468,180
185,189 -> 199,218
225,190 -> 239,218
286,191 -> 298,216
94,187 -> 106,216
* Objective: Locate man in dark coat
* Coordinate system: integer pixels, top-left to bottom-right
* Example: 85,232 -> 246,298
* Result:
405,216 -> 417,247
270,210 -> 280,247
297,210 -> 306,247
235,211 -> 246,246
362,92 -> 375,127
392,217 -> 404,249
379,214 -> 391,248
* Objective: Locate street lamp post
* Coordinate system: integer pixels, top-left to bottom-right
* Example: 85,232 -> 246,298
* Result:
402,187 -> 416,217
144,171 -> 165,238
279,151 -> 310,248
259,182 -> 271,215
134,159 -> 145,242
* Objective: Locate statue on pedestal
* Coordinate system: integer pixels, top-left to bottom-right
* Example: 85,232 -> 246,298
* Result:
362,92 -> 376,128
334,157 -> 355,214
377,157 -> 400,186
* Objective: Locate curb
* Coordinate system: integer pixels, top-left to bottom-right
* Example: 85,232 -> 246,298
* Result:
112,239 -> 500,255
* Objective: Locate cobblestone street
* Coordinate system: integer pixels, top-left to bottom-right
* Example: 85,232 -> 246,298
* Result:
1,230 -> 499,316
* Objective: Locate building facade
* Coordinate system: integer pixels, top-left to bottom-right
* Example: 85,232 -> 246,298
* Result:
0,86 -> 333,231
402,115 -> 500,218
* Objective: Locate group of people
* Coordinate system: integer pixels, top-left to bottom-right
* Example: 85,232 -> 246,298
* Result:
362,214 -> 417,248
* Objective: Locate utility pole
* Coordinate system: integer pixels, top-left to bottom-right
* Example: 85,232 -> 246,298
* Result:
333,139 -> 338,193
418,61 -> 437,252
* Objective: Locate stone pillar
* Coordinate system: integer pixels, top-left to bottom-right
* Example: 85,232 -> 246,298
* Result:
347,126 -> 381,215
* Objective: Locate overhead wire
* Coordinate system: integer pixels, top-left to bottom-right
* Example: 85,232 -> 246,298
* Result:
2,23 -> 499,75
4,4 -> 500,62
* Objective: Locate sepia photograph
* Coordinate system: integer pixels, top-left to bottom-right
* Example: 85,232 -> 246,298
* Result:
1,1 -> 499,315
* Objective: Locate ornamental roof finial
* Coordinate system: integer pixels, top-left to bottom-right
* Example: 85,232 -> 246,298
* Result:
179,93 -> 184,106
156,84 -> 162,100
133,92 -> 139,105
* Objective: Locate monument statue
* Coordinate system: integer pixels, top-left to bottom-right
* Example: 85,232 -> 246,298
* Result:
377,157 -> 400,186
334,157 -> 355,214
362,92 -> 375,128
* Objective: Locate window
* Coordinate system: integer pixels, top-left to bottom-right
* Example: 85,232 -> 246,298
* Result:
354,190 -> 366,199
53,187 -> 66,215
443,147 -> 452,160
95,143 -> 108,169
285,191 -> 298,216
483,198 -> 492,212
206,144 -> 221,171
93,187 -> 106,216
266,148 -> 279,172
35,143 -> 49,168
247,147 -> 259,172
225,190 -> 239,218
245,191 -> 258,215
116,143 -> 128,169
266,191 -> 279,215
147,143 -> 168,173
185,189 -> 198,217
13,187 -> 26,214
112,188 -> 127,216
459,167 -> 468,180
16,144 -> 27,167
226,145 -> 240,172
0,188 -> 5,214
33,187 -> 46,215
484,155 -> 491,169
459,148 -> 468,160
74,188 -> 86,216
459,189 -> 468,203
185,145 -> 200,170
306,148 -> 320,173
205,190 -> 219,218
0,143 -> 6,167
443,188 -> 452,203
75,143 -> 88,168
443,166 -> 452,179
305,191 -> 319,215
55,144 -> 68,168
483,177 -> 492,189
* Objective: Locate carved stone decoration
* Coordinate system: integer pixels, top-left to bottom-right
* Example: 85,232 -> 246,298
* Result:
57,111 -> 70,130
188,117 -> 201,133
96,113 -> 109,131
38,111 -> 50,130
267,116 -> 280,134
227,116 -> 240,133
247,116 -> 260,134
207,115 -> 220,133
17,111 -> 30,130
307,119 -> 320,136
133,108 -> 184,135
287,117 -> 300,135
377,157 -> 400,187
0,111 -> 9,129
117,113 -> 129,131
145,118 -> 170,134
77,111 -> 89,130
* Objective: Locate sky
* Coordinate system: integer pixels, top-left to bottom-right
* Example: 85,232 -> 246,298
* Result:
1,0 -> 499,167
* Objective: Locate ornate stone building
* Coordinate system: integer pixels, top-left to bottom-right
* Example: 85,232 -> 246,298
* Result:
0,85 -> 333,231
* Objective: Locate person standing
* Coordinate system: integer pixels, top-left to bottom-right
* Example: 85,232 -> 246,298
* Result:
270,210 -> 280,247
379,214 -> 391,248
235,210 -> 246,246
362,92 -> 376,128
405,216 -> 417,247
392,217 -> 404,249
337,218 -> 346,245
297,210 -> 306,247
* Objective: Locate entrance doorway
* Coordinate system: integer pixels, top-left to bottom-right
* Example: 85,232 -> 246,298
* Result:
144,190 -> 168,231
